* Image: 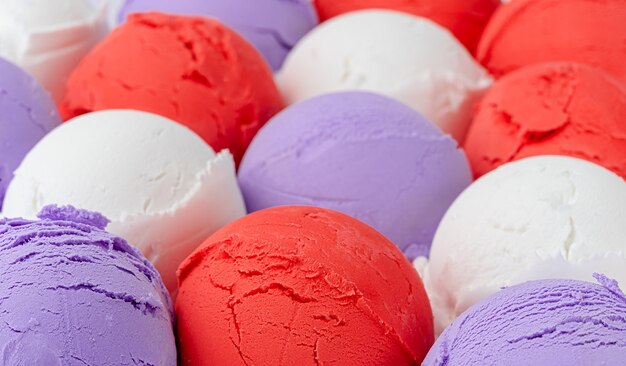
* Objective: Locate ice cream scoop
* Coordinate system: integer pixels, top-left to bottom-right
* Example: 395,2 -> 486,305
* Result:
60,12 -> 284,164
417,156 -> 626,334
176,206 -> 434,365
238,92 -> 472,260
117,0 -> 318,71
423,275 -> 626,366
0,0 -> 108,101
0,57 -> 60,209
0,205 -> 176,365
477,0 -> 626,84
2,110 -> 246,293
278,10 -> 491,142
313,0 -> 499,54
465,62 -> 626,179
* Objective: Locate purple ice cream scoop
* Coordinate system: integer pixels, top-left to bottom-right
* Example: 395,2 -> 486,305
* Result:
0,58 -> 60,209
117,0 -> 318,71
238,92 -> 471,259
0,205 -> 176,365
424,275 -> 626,366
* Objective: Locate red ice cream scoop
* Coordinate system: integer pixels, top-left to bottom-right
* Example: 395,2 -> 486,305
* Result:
60,12 -> 283,164
477,0 -> 626,84
313,0 -> 500,53
465,62 -> 626,179
175,206 -> 434,366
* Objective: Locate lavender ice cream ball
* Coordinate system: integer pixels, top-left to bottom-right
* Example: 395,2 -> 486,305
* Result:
238,92 -> 471,259
0,58 -> 60,208
117,0 -> 318,70
425,275 -> 626,366
0,205 -> 176,365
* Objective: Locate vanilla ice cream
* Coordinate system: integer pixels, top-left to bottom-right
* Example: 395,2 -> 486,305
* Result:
417,156 -> 626,334
2,110 -> 246,292
0,0 -> 108,101
278,10 -> 492,142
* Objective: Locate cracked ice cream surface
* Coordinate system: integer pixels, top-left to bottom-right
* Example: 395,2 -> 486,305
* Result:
0,0 -> 109,101
423,276 -> 626,365
60,12 -> 284,164
278,10 -> 492,142
2,110 -> 246,293
0,205 -> 176,365
238,92 -> 471,260
176,206 -> 434,365
418,156 -> 626,334
465,62 -> 626,179
117,0 -> 317,70
0,58 -> 60,209
477,0 -> 626,84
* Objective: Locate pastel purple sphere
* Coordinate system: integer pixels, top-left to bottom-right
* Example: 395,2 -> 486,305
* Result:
425,276 -> 626,366
0,206 -> 176,365
238,92 -> 472,259
117,0 -> 318,70
0,58 -> 60,208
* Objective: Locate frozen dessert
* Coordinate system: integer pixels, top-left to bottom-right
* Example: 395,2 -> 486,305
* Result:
238,92 -> 471,260
2,110 -> 246,293
278,10 -> 491,142
313,0 -> 499,54
465,62 -> 626,179
117,0 -> 318,71
417,156 -> 626,333
0,57 -> 60,209
176,206 -> 434,365
0,0 -> 108,101
60,13 -> 284,164
0,205 -> 176,365
477,0 -> 626,84
423,275 -> 626,365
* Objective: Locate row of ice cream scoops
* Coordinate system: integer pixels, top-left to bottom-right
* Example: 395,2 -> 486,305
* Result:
0,0 -> 625,364
2,190 -> 626,364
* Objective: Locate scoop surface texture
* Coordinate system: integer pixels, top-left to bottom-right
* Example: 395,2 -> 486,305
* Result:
60,12 -> 284,164
2,110 -> 246,293
176,206 -> 434,365
0,0 -> 108,101
418,156 -> 626,333
423,276 -> 626,366
238,92 -> 471,260
465,62 -> 626,179
278,10 -> 491,142
0,205 -> 176,365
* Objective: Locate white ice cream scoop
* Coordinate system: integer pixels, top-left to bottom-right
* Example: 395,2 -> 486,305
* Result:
417,156 -> 626,334
2,110 -> 246,293
0,0 -> 109,101
278,9 -> 492,142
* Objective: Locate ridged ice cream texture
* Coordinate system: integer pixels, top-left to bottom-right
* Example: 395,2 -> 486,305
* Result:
417,156 -> 626,334
2,110 -> 246,293
278,10 -> 492,142
0,205 -> 176,365
0,0 -> 109,101
423,275 -> 626,366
